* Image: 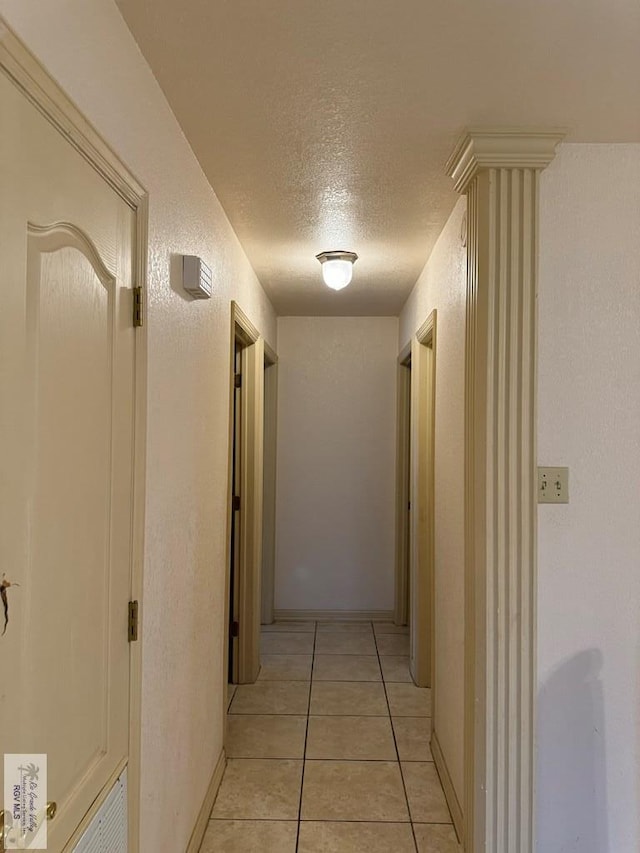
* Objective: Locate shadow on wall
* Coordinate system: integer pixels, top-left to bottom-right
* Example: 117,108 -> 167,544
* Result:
537,649 -> 608,853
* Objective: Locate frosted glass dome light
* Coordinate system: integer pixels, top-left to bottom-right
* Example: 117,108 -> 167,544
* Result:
321,259 -> 352,290
316,250 -> 358,291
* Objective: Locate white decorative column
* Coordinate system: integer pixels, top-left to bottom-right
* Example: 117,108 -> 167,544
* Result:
446,130 -> 564,853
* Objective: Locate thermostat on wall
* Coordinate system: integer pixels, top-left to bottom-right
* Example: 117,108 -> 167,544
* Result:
182,255 -> 212,299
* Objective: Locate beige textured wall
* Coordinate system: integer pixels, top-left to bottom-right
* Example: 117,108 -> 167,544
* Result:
275,317 -> 398,612
537,144 -> 640,853
0,2 -> 276,851
399,197 -> 466,808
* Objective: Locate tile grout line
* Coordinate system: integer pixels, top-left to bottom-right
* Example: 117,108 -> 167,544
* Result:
372,623 -> 420,853
209,816 -> 454,824
295,619 -> 317,853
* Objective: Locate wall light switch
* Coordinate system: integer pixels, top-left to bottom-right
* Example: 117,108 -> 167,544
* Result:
538,467 -> 569,504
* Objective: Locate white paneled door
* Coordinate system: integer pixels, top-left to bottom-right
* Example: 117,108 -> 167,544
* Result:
0,68 -> 136,851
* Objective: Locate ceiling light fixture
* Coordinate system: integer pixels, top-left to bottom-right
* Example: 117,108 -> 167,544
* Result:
315,250 -> 358,291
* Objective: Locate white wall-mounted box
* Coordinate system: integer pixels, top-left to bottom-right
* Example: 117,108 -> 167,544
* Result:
182,255 -> 212,299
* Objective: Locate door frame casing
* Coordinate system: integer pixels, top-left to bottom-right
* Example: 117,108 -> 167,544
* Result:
224,302 -> 265,689
261,343 -> 278,625
393,344 -> 411,626
408,311 -> 437,689
0,23 -> 148,853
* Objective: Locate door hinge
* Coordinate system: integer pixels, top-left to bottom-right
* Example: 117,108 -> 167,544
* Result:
128,600 -> 139,642
231,620 -> 239,638
232,494 -> 241,511
234,373 -> 242,389
133,286 -> 144,328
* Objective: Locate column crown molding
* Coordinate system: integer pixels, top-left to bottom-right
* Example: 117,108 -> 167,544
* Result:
446,128 -> 566,193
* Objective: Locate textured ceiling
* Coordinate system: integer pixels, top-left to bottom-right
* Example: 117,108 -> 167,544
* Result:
116,0 -> 640,315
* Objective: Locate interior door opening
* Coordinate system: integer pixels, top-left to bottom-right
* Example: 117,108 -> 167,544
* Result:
228,339 -> 242,684
395,312 -> 437,691
260,345 -> 278,626
395,352 -> 411,628
409,312 -> 436,689
223,303 -> 265,696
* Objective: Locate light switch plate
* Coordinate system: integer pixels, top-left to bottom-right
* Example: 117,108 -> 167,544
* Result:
538,467 -> 569,504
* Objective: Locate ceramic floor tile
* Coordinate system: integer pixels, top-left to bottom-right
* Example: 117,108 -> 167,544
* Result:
259,653 -> 313,681
211,758 -> 303,819
379,655 -> 412,683
261,621 -> 316,632
309,681 -> 388,716
317,621 -> 374,633
314,632 -> 377,655
373,622 -> 410,635
306,715 -> 396,760
313,654 -> 381,681
301,760 -> 410,821
226,683 -> 237,711
402,762 -> 451,823
376,634 -> 410,655
298,821 -> 415,852
261,631 -> 315,654
386,682 -> 432,717
200,820 -> 298,852
226,714 -> 307,758
392,716 -> 433,761
414,823 -> 461,852
229,681 -> 310,715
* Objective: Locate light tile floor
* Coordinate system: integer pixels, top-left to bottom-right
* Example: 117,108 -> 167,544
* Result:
201,621 -> 461,852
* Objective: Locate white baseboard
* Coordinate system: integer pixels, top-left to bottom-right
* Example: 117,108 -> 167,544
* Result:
273,608 -> 394,622
185,748 -> 226,853
431,730 -> 463,843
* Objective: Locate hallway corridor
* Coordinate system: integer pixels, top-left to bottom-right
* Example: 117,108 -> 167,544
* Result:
200,621 -> 460,852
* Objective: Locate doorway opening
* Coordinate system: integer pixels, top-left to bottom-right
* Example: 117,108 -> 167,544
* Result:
261,344 -> 278,626
225,303 -> 266,693
395,311 -> 437,691
228,336 -> 242,683
394,349 -> 411,628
